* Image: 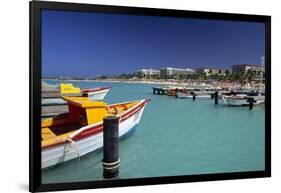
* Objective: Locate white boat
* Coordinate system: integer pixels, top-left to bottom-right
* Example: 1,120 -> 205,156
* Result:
176,91 -> 211,99
221,94 -> 264,106
41,96 -> 150,169
222,56 -> 266,107
81,87 -> 111,101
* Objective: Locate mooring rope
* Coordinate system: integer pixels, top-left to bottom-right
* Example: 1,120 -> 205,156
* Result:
65,138 -> 103,171
66,138 -> 81,162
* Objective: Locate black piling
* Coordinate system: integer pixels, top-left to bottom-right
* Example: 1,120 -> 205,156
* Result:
248,97 -> 254,110
103,116 -> 120,179
192,94 -> 196,100
214,91 -> 218,105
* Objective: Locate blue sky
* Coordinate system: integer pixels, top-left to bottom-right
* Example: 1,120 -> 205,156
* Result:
42,10 -> 265,78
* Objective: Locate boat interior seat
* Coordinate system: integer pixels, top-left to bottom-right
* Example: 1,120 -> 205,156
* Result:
75,114 -> 88,126
42,127 -> 57,140
106,106 -> 119,115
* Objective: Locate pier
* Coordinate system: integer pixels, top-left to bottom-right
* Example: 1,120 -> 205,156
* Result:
151,86 -> 264,109
152,87 -> 166,95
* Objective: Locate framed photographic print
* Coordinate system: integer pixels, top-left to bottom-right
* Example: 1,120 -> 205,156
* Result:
30,1 -> 271,192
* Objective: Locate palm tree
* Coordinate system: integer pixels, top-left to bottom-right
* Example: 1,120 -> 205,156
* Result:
246,69 -> 255,83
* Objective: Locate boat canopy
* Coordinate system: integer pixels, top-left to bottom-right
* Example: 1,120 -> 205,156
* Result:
63,96 -> 107,125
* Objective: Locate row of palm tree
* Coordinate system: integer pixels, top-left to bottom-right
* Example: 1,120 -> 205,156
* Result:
171,69 -> 263,83
96,69 -> 263,83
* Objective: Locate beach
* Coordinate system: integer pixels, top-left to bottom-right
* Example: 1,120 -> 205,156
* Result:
43,78 -> 264,90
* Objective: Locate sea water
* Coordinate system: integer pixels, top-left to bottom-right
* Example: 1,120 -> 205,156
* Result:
42,80 -> 265,183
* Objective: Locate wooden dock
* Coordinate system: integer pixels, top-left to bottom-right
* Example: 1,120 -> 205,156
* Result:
151,86 -> 255,101
152,87 -> 167,95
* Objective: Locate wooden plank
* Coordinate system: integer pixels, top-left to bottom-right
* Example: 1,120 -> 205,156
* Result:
41,105 -> 68,118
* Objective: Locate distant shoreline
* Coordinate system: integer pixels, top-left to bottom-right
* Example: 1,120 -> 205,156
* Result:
43,78 -> 182,86
42,78 -> 264,90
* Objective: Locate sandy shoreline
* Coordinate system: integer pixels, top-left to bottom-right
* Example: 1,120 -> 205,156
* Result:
43,78 -> 182,85
43,78 -> 220,87
42,78 -> 264,90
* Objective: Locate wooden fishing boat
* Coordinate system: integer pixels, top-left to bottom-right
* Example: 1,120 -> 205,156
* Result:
42,83 -> 111,105
167,90 -> 177,96
41,96 -> 150,169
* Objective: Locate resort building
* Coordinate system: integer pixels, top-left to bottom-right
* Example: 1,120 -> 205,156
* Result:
160,67 -> 195,79
137,69 -> 160,78
232,64 -> 262,74
196,68 -> 226,76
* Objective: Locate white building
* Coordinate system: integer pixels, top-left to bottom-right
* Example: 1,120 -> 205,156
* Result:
137,69 -> 160,78
160,67 -> 195,79
232,64 -> 262,74
196,68 -> 226,76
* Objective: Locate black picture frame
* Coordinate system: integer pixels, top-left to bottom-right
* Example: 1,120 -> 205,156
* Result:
29,1 -> 271,192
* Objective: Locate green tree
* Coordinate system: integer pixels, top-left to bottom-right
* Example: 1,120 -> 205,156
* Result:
225,70 -> 230,76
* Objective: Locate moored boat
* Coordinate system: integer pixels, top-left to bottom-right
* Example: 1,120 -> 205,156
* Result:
176,91 -> 211,99
222,56 -> 266,107
81,87 -> 111,101
221,94 -> 264,106
167,90 -> 177,96
41,96 -> 150,169
42,83 -> 111,105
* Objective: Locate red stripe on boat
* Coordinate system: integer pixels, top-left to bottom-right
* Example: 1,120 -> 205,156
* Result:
82,87 -> 111,93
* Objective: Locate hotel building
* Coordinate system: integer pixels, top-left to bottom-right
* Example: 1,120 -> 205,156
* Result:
232,64 -> 262,74
137,69 -> 160,78
160,67 -> 195,79
196,68 -> 226,76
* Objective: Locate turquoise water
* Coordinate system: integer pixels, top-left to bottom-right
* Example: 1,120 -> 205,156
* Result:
42,80 -> 265,184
